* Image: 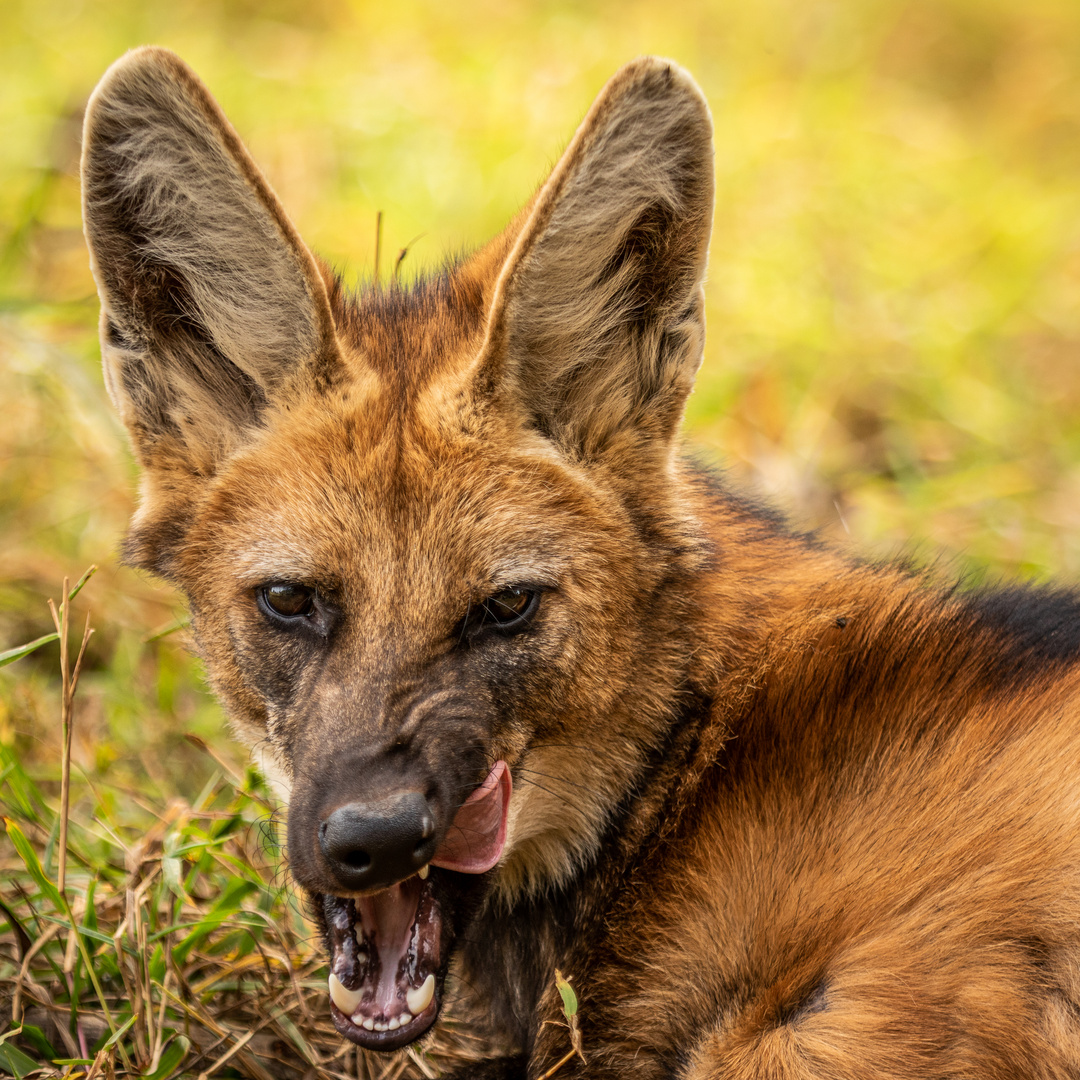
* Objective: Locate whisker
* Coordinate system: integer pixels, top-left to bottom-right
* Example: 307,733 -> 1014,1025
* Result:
515,767 -> 606,797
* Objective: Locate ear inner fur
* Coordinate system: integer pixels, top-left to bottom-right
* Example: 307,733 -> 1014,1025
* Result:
81,46 -> 343,478
474,57 -> 715,461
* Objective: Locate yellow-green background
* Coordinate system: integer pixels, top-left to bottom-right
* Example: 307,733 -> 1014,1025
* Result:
5,0 -> 1080,792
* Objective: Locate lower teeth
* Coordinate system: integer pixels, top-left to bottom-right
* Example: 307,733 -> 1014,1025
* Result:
329,973 -> 434,1031
360,1011 -> 413,1033
370,1013 -> 412,1032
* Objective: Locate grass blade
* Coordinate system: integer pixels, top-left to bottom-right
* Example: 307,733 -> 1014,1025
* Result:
144,1035 -> 188,1080
0,1042 -> 39,1079
4,817 -> 62,909
0,632 -> 59,667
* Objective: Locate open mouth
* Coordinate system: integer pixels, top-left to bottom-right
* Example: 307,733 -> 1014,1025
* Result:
325,761 -> 511,1049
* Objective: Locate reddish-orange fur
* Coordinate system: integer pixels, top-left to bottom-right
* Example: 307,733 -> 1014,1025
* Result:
82,47 -> 1080,1079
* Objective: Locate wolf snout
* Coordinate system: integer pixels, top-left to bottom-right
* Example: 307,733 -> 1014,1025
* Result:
319,792 -> 437,892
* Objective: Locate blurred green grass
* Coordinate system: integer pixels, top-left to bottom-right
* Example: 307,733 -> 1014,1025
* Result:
5,0 -> 1080,790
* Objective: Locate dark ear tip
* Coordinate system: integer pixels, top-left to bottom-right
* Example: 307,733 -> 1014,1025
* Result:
82,47 -> 221,210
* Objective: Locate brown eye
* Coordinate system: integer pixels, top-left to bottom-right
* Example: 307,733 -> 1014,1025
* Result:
261,583 -> 316,619
485,588 -> 533,623
455,586 -> 542,642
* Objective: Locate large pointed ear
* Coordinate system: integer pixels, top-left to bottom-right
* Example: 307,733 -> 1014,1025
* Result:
477,58 -> 714,462
81,47 -> 342,482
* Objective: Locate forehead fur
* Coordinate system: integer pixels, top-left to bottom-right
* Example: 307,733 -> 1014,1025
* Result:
175,271 -> 626,606
328,268 -> 485,396
318,223 -> 517,400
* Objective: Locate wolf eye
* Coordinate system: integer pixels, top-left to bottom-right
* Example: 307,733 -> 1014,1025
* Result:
260,583 -> 316,619
485,588 -> 534,624
458,587 -> 540,640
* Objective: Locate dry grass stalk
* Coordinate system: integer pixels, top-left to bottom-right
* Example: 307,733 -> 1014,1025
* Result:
45,567 -> 96,896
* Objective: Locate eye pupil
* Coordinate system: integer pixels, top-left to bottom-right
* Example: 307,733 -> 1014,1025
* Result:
263,583 -> 315,618
455,585 -> 543,641
487,588 -> 530,620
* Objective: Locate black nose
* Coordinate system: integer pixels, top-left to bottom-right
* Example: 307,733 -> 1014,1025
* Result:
318,792 -> 437,892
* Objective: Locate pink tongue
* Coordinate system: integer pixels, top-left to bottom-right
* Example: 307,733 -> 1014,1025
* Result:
430,761 -> 511,874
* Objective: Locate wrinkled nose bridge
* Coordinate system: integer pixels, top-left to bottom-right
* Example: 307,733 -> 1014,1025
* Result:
308,637 -> 427,743
290,638 -> 444,805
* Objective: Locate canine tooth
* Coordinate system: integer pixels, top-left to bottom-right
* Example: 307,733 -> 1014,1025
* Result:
406,973 -> 435,1015
418,864 -> 429,880
362,1018 -> 375,1031
329,973 -> 363,1016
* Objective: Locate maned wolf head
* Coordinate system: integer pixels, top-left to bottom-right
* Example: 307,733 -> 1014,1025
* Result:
82,49 -> 713,1048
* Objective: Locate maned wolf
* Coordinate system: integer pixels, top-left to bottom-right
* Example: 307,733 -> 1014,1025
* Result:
82,47 -> 1080,1079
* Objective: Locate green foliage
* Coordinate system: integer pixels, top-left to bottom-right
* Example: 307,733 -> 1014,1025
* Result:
551,971 -> 584,1072
0,570 -> 95,669
0,1040 -> 39,1080
0,635 -> 60,670
555,971 -> 578,1019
